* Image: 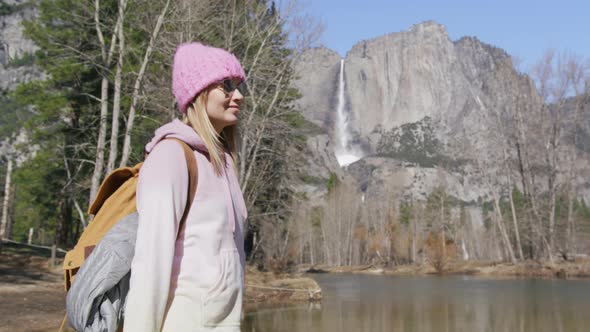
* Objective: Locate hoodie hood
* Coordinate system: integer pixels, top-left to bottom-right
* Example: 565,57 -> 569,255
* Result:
145,119 -> 208,154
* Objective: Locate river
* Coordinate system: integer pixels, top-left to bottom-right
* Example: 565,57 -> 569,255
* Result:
242,273 -> 590,331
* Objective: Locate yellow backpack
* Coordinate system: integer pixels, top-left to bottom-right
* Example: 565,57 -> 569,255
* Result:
62,138 -> 198,290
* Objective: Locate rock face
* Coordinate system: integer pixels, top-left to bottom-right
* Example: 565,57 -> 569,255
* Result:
0,1 -> 41,161
293,47 -> 342,128
0,0 -> 42,91
345,22 -> 457,139
0,0 -> 38,64
293,21 -> 543,203
343,21 -> 539,152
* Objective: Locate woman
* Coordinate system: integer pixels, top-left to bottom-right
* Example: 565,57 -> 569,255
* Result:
123,42 -> 248,331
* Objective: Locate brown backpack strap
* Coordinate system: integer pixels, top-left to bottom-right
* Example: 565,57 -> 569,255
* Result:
166,138 -> 198,240
58,314 -> 67,332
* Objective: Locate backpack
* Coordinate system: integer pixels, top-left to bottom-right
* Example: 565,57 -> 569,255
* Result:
59,138 -> 198,332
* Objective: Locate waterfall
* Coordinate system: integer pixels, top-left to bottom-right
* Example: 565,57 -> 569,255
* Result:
334,59 -> 361,166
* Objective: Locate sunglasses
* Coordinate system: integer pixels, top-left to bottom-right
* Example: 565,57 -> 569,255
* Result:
216,79 -> 247,96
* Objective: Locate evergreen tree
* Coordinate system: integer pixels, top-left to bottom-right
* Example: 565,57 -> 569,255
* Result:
11,0 -> 168,246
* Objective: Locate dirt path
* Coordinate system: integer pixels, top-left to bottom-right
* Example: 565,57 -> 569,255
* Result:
0,248 -> 67,332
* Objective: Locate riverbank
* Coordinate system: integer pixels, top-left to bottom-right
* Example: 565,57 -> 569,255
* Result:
244,265 -> 322,306
303,259 -> 590,279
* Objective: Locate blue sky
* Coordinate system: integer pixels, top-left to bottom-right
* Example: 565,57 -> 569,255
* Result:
302,0 -> 589,70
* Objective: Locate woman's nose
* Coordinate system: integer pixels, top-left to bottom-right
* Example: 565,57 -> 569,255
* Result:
232,89 -> 244,102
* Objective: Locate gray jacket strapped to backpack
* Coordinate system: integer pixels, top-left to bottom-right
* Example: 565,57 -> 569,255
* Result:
66,213 -> 138,332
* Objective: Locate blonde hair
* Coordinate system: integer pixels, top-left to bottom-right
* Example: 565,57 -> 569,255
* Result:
182,89 -> 238,175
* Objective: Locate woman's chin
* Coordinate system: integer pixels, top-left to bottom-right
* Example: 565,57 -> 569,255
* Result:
226,114 -> 239,124
220,118 -> 238,129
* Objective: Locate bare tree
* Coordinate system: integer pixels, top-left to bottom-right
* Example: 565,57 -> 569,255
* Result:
563,58 -> 589,258
527,50 -> 586,262
322,182 -> 360,265
87,0 -> 173,203
105,0 -> 128,174
89,0 -> 125,203
118,0 -> 171,168
0,158 -> 13,240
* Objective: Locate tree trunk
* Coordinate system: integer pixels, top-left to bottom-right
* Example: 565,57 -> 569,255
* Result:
514,99 -> 549,259
73,199 -> 87,230
566,190 -> 574,258
411,219 -> 416,263
89,77 -> 109,203
440,195 -> 446,264
508,187 -> 524,260
492,193 -> 516,263
564,88 -> 587,257
90,0 -> 123,203
441,228 -> 446,264
461,239 -> 469,260
56,196 -> 72,248
119,0 -> 170,168
1,159 -> 13,240
337,191 -> 342,266
546,120 -> 559,264
515,142 -> 528,197
347,214 -> 354,266
309,231 -> 314,265
320,212 -> 330,265
493,220 -> 503,261
106,0 -> 127,174
548,188 -> 557,263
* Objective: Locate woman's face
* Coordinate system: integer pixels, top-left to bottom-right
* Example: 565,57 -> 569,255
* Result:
206,78 -> 244,133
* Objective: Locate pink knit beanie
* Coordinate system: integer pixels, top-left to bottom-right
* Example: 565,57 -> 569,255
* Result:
172,42 -> 246,113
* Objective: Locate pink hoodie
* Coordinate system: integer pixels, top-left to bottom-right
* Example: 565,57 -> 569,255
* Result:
124,119 -> 247,332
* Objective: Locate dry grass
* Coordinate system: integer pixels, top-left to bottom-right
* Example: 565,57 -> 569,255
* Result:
464,259 -> 590,279
303,259 -> 590,279
299,259 -> 590,278
244,266 -> 322,305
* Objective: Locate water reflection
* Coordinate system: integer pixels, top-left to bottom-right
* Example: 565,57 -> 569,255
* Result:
242,274 -> 590,332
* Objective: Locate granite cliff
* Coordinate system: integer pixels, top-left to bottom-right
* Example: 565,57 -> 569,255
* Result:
0,0 -> 40,90
0,0 -> 40,162
293,21 -> 550,206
